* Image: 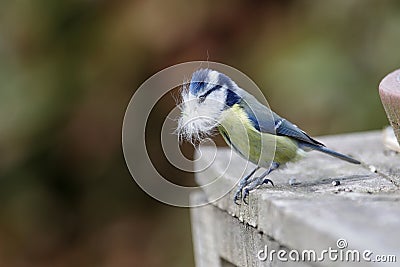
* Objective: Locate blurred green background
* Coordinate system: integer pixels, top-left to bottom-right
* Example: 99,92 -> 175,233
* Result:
0,0 -> 398,266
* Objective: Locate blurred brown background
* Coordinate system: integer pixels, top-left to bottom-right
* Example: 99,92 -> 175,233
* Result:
0,0 -> 399,266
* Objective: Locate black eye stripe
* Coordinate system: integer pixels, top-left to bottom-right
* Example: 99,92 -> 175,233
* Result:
199,84 -> 222,101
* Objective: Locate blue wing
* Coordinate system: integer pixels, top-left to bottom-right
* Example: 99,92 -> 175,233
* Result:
238,90 -> 325,147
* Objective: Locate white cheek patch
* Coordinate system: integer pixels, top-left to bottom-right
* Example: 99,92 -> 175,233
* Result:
176,85 -> 225,144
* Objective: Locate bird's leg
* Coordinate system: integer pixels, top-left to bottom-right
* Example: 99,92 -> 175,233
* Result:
233,166 -> 260,204
242,162 -> 280,204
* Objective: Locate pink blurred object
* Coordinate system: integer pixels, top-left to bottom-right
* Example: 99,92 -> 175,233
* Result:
379,69 -> 400,146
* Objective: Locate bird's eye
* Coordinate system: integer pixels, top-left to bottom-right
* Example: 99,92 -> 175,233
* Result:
198,95 -> 206,103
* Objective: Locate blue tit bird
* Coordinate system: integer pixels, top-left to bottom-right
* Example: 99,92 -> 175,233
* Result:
177,69 -> 360,204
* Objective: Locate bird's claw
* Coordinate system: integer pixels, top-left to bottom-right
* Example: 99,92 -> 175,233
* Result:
234,185 -> 244,205
262,178 -> 274,187
233,164 -> 278,205
233,179 -> 274,205
233,191 -> 241,205
242,188 -> 250,205
234,187 -> 250,205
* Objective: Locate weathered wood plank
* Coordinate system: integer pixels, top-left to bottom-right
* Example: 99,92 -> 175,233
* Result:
191,191 -> 311,267
191,131 -> 400,267
190,192 -> 220,267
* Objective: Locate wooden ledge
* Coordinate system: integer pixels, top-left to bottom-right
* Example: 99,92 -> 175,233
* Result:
191,131 -> 400,267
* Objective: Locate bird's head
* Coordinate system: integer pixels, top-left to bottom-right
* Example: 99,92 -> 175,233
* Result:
177,68 -> 241,143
